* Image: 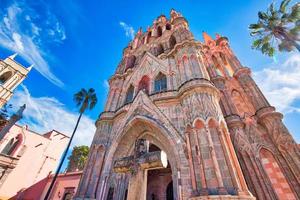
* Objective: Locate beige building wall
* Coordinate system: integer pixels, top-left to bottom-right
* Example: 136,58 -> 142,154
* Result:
0,124 -> 69,199
0,54 -> 32,108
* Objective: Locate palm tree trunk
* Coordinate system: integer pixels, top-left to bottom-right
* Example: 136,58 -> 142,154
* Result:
44,112 -> 83,200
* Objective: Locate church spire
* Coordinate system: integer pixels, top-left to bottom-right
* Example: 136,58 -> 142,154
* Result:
202,31 -> 214,44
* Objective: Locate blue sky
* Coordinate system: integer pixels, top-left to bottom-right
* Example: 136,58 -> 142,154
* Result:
0,0 -> 299,170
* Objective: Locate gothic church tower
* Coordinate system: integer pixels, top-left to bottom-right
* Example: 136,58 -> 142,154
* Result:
0,54 -> 32,108
75,10 -> 300,200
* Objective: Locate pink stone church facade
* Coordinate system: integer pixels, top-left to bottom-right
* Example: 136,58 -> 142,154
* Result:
75,10 -> 300,200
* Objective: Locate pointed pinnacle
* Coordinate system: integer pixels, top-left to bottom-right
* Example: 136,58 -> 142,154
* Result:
8,53 -> 18,60
27,64 -> 34,71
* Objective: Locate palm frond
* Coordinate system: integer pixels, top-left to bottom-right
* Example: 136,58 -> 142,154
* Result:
74,88 -> 97,113
258,11 -> 269,21
252,39 -> 263,49
289,25 -> 300,40
288,3 -> 300,22
249,0 -> 300,56
280,0 -> 291,13
89,94 -> 97,110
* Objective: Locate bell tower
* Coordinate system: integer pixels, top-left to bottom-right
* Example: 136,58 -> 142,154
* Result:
201,32 -> 300,200
0,54 -> 32,108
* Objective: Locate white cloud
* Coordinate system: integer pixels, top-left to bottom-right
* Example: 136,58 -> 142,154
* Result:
119,21 -> 135,39
102,79 -> 109,91
12,32 -> 24,51
0,2 -> 65,87
9,85 -> 96,147
253,54 -> 300,114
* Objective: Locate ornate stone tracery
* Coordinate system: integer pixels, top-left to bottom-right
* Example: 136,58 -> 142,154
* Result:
75,9 -> 300,200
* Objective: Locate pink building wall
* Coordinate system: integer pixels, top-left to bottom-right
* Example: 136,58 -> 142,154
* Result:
0,124 -> 69,199
19,171 -> 82,200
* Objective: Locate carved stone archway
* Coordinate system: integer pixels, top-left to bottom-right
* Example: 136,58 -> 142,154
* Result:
99,116 -> 187,200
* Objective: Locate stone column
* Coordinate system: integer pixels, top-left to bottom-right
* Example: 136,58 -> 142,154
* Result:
234,67 -> 270,111
194,129 -> 208,195
211,76 -> 239,116
225,115 -> 271,199
204,125 -> 226,194
127,169 -> 147,200
256,107 -> 300,196
185,132 -> 197,192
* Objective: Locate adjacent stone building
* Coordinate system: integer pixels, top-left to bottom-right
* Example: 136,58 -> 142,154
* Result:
75,10 -> 300,200
0,123 -> 69,199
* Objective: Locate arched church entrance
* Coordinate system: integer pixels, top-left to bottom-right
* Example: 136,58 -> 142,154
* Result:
108,118 -> 180,200
146,144 -> 173,200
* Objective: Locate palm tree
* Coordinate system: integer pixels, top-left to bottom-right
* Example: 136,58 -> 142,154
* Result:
249,0 -> 300,56
44,88 -> 97,200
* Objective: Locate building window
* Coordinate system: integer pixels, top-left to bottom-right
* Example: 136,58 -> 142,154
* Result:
107,187 -> 114,200
1,137 -> 19,156
125,55 -> 136,72
138,75 -> 150,95
0,71 -> 12,84
147,31 -> 152,43
166,23 -> 171,30
169,35 -> 176,50
219,53 -> 234,77
157,26 -> 162,37
63,193 -> 72,200
260,148 -> 296,199
212,55 -> 224,76
125,85 -> 134,104
62,187 -> 75,200
154,73 -> 167,92
156,44 -> 164,56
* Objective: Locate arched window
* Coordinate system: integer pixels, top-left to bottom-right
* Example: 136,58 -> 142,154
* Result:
106,187 -> 114,200
1,136 -> 19,156
157,26 -> 162,37
125,56 -> 136,72
63,192 -> 72,200
260,148 -> 296,200
0,71 -> 12,84
212,55 -> 224,76
166,23 -> 171,31
138,75 -> 150,95
169,35 -> 176,50
125,85 -> 134,104
154,73 -> 167,92
190,55 -> 202,78
156,44 -> 164,56
208,119 -> 234,191
231,90 -> 251,117
147,31 -> 152,43
220,53 -> 234,77
194,119 -> 218,191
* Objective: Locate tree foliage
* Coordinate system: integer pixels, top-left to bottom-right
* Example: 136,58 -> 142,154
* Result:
74,88 -> 97,114
67,145 -> 90,172
249,0 -> 300,56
